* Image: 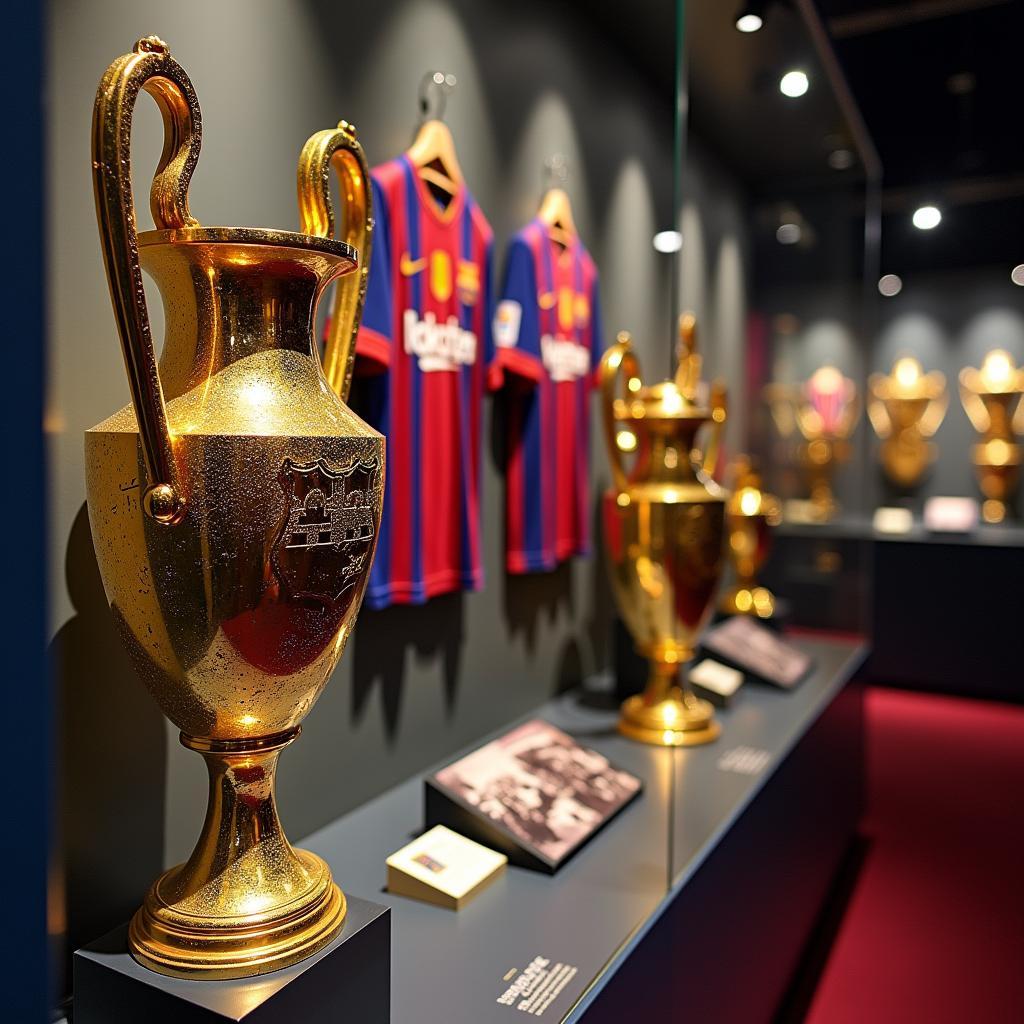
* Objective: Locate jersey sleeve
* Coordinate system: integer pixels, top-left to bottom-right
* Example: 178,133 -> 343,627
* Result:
354,175 -> 392,372
588,269 -> 604,390
492,236 -> 544,389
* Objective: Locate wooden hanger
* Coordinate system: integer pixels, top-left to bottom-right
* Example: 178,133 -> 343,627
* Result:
407,118 -> 463,198
407,72 -> 463,204
537,156 -> 577,248
537,187 -> 577,249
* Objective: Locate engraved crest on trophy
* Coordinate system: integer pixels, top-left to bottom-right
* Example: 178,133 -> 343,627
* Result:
275,457 -> 380,605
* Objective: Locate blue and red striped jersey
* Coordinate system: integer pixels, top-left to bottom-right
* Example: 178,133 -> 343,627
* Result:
351,156 -> 495,608
492,221 -> 603,573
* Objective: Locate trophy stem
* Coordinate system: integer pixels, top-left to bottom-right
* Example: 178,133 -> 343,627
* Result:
128,729 -> 346,979
618,657 -> 720,747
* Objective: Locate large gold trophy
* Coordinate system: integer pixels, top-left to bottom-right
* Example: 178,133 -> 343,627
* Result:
868,356 -> 947,489
85,38 -> 383,978
720,458 -> 781,619
959,348 -> 1024,523
769,366 -> 859,521
600,315 -> 727,747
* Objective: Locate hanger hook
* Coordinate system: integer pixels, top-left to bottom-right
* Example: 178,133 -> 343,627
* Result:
543,153 -> 569,189
419,70 -> 457,122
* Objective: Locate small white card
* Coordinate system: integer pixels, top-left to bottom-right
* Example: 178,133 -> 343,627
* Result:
873,506 -> 913,534
923,496 -> 979,533
386,825 -> 506,910
691,658 -> 744,698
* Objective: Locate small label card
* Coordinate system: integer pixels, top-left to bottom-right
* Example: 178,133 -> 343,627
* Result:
690,658 -> 744,707
923,496 -> 979,533
718,746 -> 771,775
496,955 -> 579,1016
386,825 -> 506,910
873,506 -> 913,535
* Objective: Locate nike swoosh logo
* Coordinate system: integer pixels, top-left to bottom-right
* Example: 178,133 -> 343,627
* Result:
400,253 -> 427,276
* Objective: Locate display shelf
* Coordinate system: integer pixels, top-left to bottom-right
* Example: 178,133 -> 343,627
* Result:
64,634 -> 865,1023
776,513 -> 1024,548
302,634 -> 865,1022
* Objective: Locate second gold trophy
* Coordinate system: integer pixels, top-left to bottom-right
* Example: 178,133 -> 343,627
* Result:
600,316 -> 727,746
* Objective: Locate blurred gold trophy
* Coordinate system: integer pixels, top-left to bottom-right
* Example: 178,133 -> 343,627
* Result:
959,349 -> 1024,523
720,458 -> 781,619
868,356 -> 947,489
600,315 -> 727,747
769,366 -> 859,521
85,38 -> 383,978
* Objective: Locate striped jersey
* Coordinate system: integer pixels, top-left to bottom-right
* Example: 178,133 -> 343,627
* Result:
351,155 -> 495,608
492,221 -> 603,573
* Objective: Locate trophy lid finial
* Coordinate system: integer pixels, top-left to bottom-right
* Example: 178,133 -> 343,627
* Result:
134,36 -> 169,55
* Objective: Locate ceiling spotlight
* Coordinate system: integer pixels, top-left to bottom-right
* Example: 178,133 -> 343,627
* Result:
912,205 -> 942,230
828,148 -> 854,170
653,230 -> 682,253
779,70 -> 809,98
1011,264 -> 1024,286
776,223 -> 802,245
735,3 -> 764,32
878,274 -> 903,297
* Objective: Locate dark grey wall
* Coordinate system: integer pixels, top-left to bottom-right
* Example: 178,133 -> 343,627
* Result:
46,0 -> 752,984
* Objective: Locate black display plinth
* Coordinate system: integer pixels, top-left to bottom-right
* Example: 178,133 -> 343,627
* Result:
73,895 -> 390,1024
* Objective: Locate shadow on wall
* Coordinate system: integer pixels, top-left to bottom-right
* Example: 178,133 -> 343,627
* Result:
489,384 -> 577,653
49,503 -> 166,978
503,564 -> 574,656
350,591 -> 465,741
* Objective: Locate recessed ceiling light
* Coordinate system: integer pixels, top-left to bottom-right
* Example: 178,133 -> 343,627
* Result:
1012,264 -> 1024,286
878,274 -> 903,297
912,205 -> 942,230
653,230 -> 682,253
736,12 -> 763,32
776,223 -> 802,245
828,148 -> 854,170
779,70 -> 809,98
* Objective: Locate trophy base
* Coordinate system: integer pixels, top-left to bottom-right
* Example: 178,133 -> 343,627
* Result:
618,693 -> 721,747
129,849 -> 347,980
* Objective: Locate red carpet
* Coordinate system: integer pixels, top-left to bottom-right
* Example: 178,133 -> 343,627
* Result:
803,687 -> 1024,1024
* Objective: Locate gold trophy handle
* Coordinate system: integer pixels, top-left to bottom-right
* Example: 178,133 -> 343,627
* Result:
796,401 -> 824,440
839,387 -> 862,438
920,381 -> 948,438
675,312 -> 702,400
297,121 -> 373,404
866,375 -> 891,439
701,380 -> 728,478
600,331 -> 642,493
959,370 -> 991,434
92,36 -> 201,524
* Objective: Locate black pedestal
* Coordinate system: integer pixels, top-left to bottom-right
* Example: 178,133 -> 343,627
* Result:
73,895 -> 390,1024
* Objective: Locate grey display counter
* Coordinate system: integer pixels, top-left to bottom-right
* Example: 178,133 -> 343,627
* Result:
766,516 -> 1024,700
67,634 -> 866,1023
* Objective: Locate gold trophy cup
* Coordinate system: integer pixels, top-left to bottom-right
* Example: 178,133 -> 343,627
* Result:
600,315 -> 727,747
868,356 -> 947,489
85,38 -> 383,978
959,348 -> 1024,523
720,458 -> 781,619
769,366 -> 859,521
